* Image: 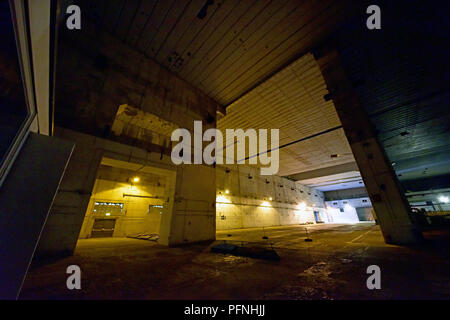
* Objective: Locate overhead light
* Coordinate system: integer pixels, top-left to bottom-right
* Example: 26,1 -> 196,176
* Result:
439,196 -> 449,203
133,177 -> 140,183
225,189 -> 230,194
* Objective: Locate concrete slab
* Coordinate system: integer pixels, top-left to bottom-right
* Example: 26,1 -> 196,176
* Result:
20,223 -> 450,299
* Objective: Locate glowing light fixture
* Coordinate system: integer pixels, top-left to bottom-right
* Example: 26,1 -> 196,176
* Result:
261,201 -> 271,207
133,177 -> 140,183
439,196 -> 449,203
297,202 -> 307,210
269,197 -> 273,201
216,195 -> 231,203
105,213 -> 111,216
225,189 -> 230,194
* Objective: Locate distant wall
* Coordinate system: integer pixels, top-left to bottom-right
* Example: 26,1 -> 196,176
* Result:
78,166 -> 166,238
356,207 -> 375,221
215,165 -> 325,230
324,187 -> 368,201
325,206 -> 360,224
36,127 -> 215,257
325,197 -> 374,224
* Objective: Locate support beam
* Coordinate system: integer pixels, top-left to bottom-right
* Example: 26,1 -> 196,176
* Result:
314,48 -> 422,245
286,162 -> 359,181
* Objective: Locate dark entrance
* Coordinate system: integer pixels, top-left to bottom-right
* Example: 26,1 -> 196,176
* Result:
91,219 -> 116,238
314,211 -> 323,223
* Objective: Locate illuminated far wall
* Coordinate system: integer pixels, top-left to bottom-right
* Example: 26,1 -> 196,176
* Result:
78,165 -> 166,238
324,205 -> 360,224
216,165 -> 326,230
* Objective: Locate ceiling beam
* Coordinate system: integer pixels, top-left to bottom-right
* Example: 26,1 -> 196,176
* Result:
286,161 -> 359,181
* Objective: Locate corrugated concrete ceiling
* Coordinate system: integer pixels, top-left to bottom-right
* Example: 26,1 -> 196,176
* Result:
217,53 -> 355,176
78,0 -> 356,105
335,0 -> 450,185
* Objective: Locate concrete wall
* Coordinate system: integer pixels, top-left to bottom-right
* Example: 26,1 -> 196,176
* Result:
35,128 -> 103,257
324,206 -> 360,224
325,198 -> 371,223
215,164 -> 325,230
36,127 -> 215,257
170,164 -> 216,244
356,207 -> 375,221
54,17 -> 222,140
78,165 -> 166,238
324,187 -> 368,201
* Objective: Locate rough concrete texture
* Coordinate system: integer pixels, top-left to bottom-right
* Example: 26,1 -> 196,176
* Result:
21,223 -> 450,300
54,18 -> 222,140
78,165 -> 166,239
37,128 -> 215,256
216,164 -> 326,230
316,49 -> 422,244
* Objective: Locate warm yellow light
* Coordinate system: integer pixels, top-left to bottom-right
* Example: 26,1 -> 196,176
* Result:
269,197 -> 273,201
261,201 -> 271,207
133,177 -> 140,183
225,189 -> 230,194
216,195 -> 231,203
105,213 -> 111,216
297,202 -> 307,210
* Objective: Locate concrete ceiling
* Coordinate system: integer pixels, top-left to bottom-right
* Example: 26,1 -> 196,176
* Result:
79,0 -> 356,105
76,1 -> 449,193
77,0 -> 360,185
218,53 -> 355,177
298,171 -> 364,192
335,1 -> 450,189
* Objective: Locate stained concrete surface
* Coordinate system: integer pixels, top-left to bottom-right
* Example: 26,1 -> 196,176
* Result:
20,223 -> 450,300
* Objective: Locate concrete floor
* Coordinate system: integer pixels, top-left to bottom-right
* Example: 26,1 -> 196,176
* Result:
20,223 -> 450,299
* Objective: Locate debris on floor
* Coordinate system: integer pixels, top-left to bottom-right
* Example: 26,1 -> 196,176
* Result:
211,242 -> 280,261
127,233 -> 159,241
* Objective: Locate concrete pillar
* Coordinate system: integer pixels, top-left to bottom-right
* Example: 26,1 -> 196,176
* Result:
35,129 -> 103,257
166,164 -> 216,245
315,48 -> 422,245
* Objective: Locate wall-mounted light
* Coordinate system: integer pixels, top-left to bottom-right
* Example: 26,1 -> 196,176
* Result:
261,201 -> 271,207
225,189 -> 230,194
269,197 -> 272,201
133,177 -> 140,183
297,202 -> 307,210
105,212 -> 111,216
216,195 -> 230,203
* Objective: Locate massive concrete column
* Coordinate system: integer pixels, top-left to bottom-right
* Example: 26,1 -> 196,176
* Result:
35,129 -> 103,257
315,48 -> 422,244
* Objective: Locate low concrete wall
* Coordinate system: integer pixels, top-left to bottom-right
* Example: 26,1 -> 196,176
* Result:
78,172 -> 166,239
36,127 -> 216,256
215,165 -> 325,230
